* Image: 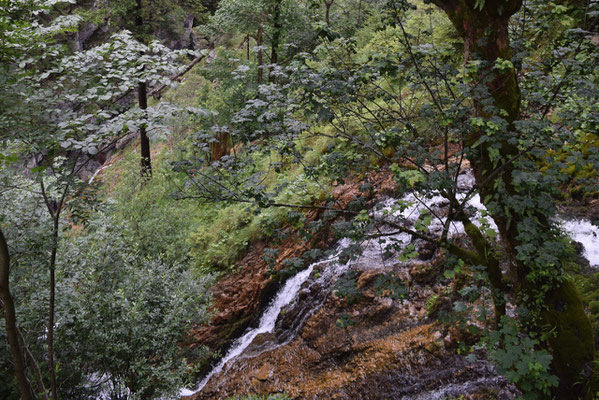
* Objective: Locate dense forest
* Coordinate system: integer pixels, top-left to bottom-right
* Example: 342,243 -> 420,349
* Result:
1,0 -> 599,399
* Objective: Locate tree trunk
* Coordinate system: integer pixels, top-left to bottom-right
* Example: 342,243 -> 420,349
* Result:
269,0 -> 283,83
210,131 -> 231,162
40,181 -> 64,400
0,228 -> 33,400
48,227 -> 58,399
138,81 -> 152,178
257,27 -> 264,84
245,34 -> 250,60
432,0 -> 596,397
136,0 -> 152,178
47,211 -> 60,400
324,0 -> 334,26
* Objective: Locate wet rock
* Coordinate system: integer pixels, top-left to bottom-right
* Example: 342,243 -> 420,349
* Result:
189,238 -> 311,372
191,309 -> 518,400
572,240 -> 592,271
415,239 -> 437,260
246,332 -> 277,355
185,169 -> 520,400
409,250 -> 445,284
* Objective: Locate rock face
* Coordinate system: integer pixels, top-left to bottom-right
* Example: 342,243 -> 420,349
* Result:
189,264 -> 517,400
188,237 -> 314,370
183,169 -> 518,399
185,170 -> 399,373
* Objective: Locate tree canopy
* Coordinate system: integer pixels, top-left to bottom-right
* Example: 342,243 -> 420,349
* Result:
1,0 -> 598,398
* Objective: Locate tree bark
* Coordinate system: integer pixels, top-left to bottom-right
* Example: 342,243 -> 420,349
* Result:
269,0 -> 283,83
210,130 -> 231,162
0,228 -> 33,400
136,0 -> 152,178
431,0 -> 596,397
324,0 -> 334,26
40,180 -> 61,400
257,27 -> 264,84
138,81 -> 152,178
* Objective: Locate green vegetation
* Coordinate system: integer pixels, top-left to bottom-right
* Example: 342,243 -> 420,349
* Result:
1,0 -> 599,399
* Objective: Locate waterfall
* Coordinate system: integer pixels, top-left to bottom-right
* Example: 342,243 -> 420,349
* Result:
180,238 -> 353,397
560,218 -> 599,266
180,169 -> 599,397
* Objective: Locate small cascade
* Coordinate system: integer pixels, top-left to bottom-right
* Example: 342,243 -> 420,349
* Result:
180,239 -> 352,397
560,219 -> 599,266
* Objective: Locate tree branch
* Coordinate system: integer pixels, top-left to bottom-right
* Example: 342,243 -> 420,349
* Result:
148,50 -> 211,100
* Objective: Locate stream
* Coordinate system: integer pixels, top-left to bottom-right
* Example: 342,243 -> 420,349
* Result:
180,238 -> 352,397
180,170 -> 599,398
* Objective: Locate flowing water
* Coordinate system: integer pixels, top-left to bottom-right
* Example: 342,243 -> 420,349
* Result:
180,169 -> 599,397
180,238 -> 353,397
561,219 -> 599,266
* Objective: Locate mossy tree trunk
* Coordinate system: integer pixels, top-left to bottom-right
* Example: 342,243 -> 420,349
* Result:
430,0 -> 596,396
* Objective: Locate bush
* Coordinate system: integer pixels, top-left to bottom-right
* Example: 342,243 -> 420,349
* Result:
56,211 -> 214,399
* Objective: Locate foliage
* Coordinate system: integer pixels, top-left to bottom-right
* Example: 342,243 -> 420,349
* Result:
56,211 -> 213,399
483,316 -> 559,400
0,3 -> 210,397
334,270 -> 362,304
103,150 -> 202,265
0,170 -> 214,399
373,273 -> 409,299
209,0 -> 312,50
175,1 -> 598,394
1,0 -> 599,397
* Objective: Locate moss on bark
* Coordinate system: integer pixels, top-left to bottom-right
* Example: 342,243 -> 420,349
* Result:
542,280 -> 597,397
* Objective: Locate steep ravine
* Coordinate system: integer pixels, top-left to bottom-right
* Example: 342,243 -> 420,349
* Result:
181,170 -> 599,399
183,171 -> 398,380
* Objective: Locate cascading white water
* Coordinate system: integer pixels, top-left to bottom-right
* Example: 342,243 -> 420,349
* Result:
180,238 -> 352,397
180,173 -> 495,397
180,169 -> 599,397
560,219 -> 599,266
